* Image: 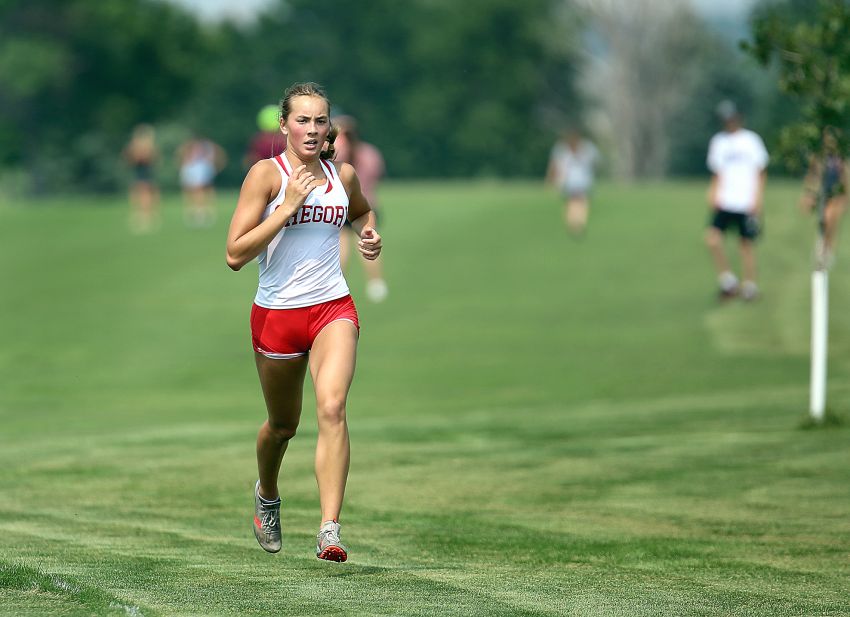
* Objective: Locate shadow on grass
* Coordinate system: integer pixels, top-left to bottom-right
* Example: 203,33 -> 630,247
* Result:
324,565 -> 390,577
798,409 -> 846,430
321,562 -> 464,579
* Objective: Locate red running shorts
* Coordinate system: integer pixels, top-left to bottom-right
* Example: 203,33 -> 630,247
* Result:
251,294 -> 359,359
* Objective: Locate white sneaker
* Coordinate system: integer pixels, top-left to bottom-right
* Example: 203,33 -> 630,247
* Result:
718,271 -> 739,292
366,279 -> 388,303
741,281 -> 759,302
316,520 -> 348,562
253,480 -> 281,553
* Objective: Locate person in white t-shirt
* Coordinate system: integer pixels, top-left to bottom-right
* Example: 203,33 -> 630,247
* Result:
546,129 -> 599,236
705,101 -> 768,301
226,82 -> 382,562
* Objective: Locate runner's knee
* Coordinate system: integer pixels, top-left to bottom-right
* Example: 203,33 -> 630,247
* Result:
267,419 -> 298,442
705,228 -> 722,248
316,396 -> 346,426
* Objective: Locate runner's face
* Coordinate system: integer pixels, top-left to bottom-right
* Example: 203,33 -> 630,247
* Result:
282,95 -> 330,160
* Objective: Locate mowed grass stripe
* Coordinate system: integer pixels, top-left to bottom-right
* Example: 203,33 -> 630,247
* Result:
0,561 -> 153,616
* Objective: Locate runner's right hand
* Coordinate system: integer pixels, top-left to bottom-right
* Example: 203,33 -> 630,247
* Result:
283,165 -> 322,213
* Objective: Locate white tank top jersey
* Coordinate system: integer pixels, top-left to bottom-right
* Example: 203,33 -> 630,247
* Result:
254,155 -> 351,309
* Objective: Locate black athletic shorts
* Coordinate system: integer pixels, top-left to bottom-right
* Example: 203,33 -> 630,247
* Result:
709,209 -> 761,240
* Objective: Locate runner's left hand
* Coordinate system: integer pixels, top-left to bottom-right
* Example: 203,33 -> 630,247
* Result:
358,227 -> 382,260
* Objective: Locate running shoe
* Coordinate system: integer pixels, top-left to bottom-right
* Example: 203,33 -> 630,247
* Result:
253,480 -> 281,553
366,278 -> 388,303
316,520 -> 348,562
741,281 -> 760,302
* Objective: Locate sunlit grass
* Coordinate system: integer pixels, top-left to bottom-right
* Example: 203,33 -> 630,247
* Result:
0,180 -> 848,616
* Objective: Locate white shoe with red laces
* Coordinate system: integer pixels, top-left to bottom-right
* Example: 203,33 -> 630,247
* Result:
316,520 -> 347,562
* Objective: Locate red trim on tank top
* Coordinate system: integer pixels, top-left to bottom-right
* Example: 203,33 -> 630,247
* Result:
320,159 -> 334,194
275,155 -> 290,176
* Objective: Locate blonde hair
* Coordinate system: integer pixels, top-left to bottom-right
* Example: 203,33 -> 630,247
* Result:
279,82 -> 337,160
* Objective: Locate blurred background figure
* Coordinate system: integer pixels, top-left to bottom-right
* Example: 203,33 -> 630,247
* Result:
177,133 -> 227,228
244,104 -> 286,168
334,114 -> 388,303
705,100 -> 769,302
800,126 -> 848,269
546,128 -> 599,236
123,124 -> 161,233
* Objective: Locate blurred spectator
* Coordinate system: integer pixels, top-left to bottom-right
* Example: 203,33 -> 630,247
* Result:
546,128 -> 599,236
244,105 -> 286,168
334,115 -> 388,302
800,127 -> 847,268
123,124 -> 161,233
705,101 -> 769,301
178,133 -> 227,228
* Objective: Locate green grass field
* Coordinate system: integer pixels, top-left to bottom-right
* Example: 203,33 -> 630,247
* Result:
0,179 -> 848,616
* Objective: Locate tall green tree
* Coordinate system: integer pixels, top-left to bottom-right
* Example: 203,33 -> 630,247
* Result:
195,0 -> 582,179
744,0 -> 850,169
398,0 -> 581,177
1,0 -> 583,190
0,0 -> 211,191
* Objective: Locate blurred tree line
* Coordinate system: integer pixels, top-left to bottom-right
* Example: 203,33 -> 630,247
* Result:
0,0 -> 811,193
0,0 -> 580,192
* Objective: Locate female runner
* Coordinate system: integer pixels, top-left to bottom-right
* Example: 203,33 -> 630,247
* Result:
226,82 -> 381,562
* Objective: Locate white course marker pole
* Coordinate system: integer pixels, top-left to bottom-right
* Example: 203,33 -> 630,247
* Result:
809,170 -> 829,423
810,267 -> 828,421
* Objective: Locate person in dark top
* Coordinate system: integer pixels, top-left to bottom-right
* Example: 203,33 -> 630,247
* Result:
801,127 -> 848,267
123,124 -> 161,233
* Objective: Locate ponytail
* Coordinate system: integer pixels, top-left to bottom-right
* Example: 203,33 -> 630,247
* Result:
322,124 -> 338,161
